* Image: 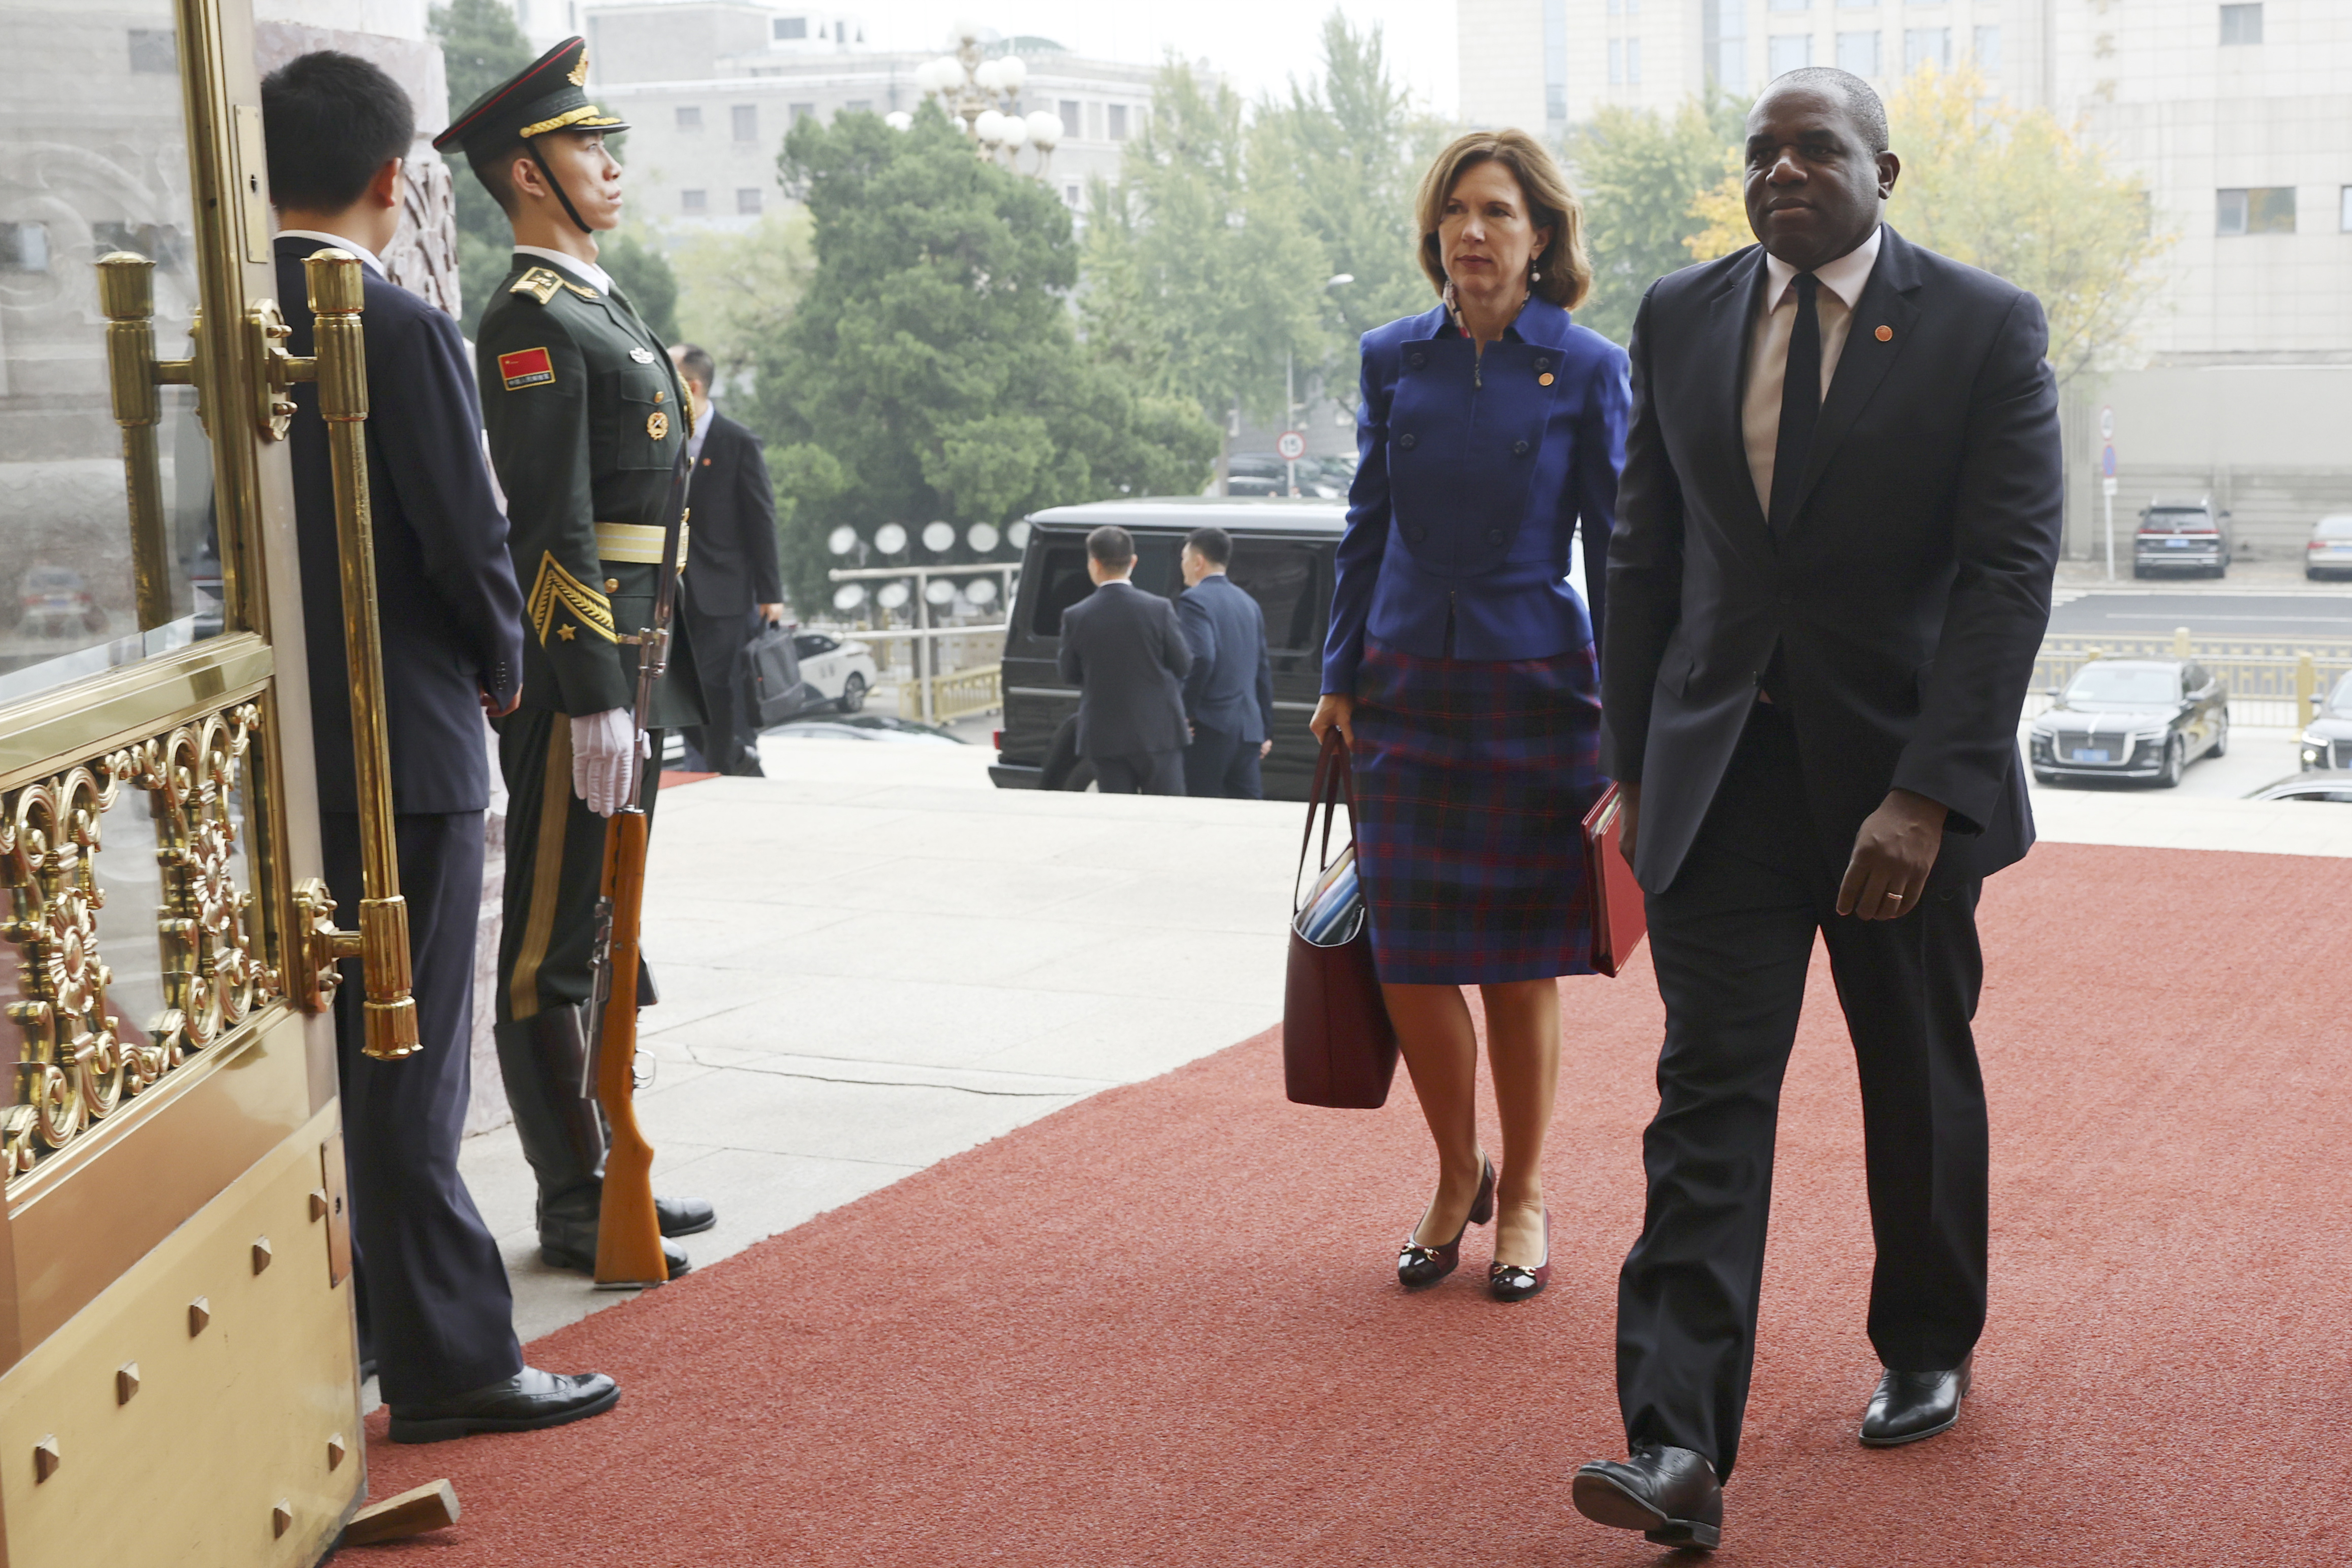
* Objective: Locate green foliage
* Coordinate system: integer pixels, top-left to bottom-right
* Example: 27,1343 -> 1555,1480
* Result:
1563,93 -> 1749,347
745,106 -> 1216,614
1250,15 -> 1453,395
671,210 -> 815,380
598,228 -> 680,340
1079,62 -> 1327,426
429,0 -> 532,335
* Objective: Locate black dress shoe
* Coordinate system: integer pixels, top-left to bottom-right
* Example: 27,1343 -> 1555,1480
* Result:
539,1229 -> 693,1279
387,1366 -> 620,1443
1572,1445 -> 1723,1551
657,1194 -> 716,1238
1859,1353 -> 1972,1447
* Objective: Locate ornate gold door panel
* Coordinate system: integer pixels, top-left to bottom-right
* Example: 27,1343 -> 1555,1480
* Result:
0,0 -> 394,1559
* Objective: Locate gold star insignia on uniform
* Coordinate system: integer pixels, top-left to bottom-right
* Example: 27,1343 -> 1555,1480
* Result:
557,623 -> 577,641
646,411 -> 669,441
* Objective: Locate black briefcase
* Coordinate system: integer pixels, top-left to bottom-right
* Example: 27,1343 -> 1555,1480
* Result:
746,624 -> 804,728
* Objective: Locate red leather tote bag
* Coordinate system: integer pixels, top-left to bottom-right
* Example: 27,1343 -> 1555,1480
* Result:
1281,731 -> 1399,1109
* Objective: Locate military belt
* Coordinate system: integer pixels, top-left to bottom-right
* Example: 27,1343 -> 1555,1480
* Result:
594,521 -> 690,566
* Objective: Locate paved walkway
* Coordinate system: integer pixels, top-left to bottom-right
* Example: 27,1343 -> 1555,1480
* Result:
423,730 -> 2350,1372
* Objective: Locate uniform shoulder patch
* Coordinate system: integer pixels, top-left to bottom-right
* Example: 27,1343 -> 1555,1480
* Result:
498,346 -> 556,391
510,267 -> 563,305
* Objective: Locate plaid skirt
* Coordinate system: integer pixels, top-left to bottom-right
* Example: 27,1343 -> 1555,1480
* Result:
1351,636 -> 1606,985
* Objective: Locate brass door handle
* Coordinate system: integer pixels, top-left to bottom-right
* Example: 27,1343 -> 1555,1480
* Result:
274,251 -> 418,1061
95,254 -> 200,633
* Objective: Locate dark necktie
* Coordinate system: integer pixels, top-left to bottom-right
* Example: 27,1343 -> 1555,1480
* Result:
1767,272 -> 1821,531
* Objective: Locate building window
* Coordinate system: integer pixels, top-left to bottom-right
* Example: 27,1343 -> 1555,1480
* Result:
1705,0 -> 1747,93
789,103 -> 815,124
681,189 -> 707,214
2342,186 -> 2352,232
1973,24 -> 2001,73
1837,30 -> 1880,72
1063,183 -> 1080,209
1543,0 -> 1568,123
676,105 -> 703,131
2216,187 -> 2294,234
1085,101 -> 1104,140
1904,26 -> 1949,70
737,188 -> 763,215
1770,0 -> 1810,9
731,104 -> 757,142
1609,38 -> 1624,84
2218,3 -> 2262,44
773,16 -> 805,40
1107,104 -> 1129,140
127,28 -> 176,72
1628,38 -> 1644,82
1059,99 -> 1081,138
1769,33 -> 1812,73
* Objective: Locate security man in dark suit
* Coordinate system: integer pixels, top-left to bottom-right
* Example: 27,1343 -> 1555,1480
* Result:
669,342 -> 782,776
1571,68 -> 2062,1548
435,37 -> 713,1281
262,50 -> 618,1440
1174,526 -> 1275,799
1057,524 -> 1193,794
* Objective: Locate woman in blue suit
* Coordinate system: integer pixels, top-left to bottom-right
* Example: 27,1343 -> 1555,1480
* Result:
1311,129 -> 1628,1302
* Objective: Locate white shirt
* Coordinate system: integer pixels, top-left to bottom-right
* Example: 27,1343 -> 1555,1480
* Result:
514,243 -> 615,297
275,229 -> 386,277
1741,224 -> 1882,514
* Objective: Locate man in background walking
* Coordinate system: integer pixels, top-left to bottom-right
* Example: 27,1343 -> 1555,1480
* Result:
1057,525 -> 1192,795
670,342 -> 782,776
1176,526 -> 1275,800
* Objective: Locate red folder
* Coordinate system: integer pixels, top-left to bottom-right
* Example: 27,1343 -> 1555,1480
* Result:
1582,783 -> 1648,978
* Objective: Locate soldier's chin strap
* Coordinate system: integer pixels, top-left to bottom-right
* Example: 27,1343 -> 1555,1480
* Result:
527,137 -> 595,235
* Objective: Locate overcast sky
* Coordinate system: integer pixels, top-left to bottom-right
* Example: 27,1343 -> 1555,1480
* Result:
862,1 -> 1462,119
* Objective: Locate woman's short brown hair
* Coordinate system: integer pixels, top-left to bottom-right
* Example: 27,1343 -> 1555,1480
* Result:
1414,129 -> 1593,312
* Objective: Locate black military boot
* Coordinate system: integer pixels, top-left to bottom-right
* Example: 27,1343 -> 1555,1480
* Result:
495,1006 -> 699,1277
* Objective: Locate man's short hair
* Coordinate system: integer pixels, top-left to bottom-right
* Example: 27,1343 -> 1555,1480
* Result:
1184,526 -> 1232,568
1086,525 -> 1136,569
673,342 -> 717,392
1763,66 -> 1890,155
260,51 -> 415,213
465,139 -> 529,217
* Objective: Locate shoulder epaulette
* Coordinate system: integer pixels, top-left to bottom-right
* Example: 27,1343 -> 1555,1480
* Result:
510,267 -> 563,305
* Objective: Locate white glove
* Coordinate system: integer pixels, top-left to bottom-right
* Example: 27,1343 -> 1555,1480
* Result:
570,707 -> 642,816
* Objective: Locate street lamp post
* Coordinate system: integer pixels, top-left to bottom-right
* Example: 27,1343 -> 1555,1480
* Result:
910,26 -> 1062,174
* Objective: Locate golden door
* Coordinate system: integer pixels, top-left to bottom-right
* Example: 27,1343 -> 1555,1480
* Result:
0,0 -> 414,1558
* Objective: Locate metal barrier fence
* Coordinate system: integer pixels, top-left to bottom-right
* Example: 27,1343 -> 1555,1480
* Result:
900,662 -> 1002,723
2028,630 -> 2352,729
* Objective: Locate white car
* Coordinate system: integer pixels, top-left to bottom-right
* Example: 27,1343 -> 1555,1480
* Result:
794,631 -> 878,713
2306,515 -> 2352,580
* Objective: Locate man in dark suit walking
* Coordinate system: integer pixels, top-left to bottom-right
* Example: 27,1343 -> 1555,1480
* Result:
1057,525 -> 1193,794
669,342 -> 782,776
1175,526 -> 1275,800
263,51 -> 620,1440
1571,68 -> 2062,1548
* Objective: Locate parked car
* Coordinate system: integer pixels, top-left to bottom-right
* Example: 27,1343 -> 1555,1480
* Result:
2131,498 -> 2233,578
18,566 -> 105,637
2245,770 -> 2352,804
793,631 -> 877,713
2027,657 -> 2228,787
991,497 -> 1342,801
1211,452 -> 1353,501
2298,672 -> 2352,771
2305,515 -> 2352,580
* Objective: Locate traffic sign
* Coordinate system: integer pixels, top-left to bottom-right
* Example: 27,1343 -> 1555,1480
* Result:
2102,444 -> 2117,478
1275,430 -> 1307,461
2103,476 -> 2119,497
2099,405 -> 2114,441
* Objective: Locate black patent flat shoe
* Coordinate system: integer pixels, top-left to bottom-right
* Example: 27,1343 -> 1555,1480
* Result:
1396,1157 -> 1495,1288
1488,1205 -> 1550,1302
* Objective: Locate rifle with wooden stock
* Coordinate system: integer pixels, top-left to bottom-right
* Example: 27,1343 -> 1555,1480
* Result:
583,443 -> 693,1289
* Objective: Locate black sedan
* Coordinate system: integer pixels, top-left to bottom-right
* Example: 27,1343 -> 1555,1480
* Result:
2298,672 -> 2352,772
2246,770 -> 2352,804
2027,657 -> 2228,788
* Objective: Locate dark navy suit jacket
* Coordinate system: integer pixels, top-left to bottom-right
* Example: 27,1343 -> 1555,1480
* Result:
277,237 -> 524,815
1056,580 -> 1192,758
681,412 -> 781,618
1600,226 -> 2062,893
1176,573 -> 1274,744
1322,295 -> 1629,695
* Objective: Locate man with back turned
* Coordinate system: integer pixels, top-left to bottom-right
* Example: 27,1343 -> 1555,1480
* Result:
1571,69 -> 2062,1548
261,49 -> 618,1440
435,37 -> 714,1281
1175,526 -> 1275,800
1057,525 -> 1192,795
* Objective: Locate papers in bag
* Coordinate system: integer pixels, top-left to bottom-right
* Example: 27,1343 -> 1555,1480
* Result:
1295,844 -> 1362,945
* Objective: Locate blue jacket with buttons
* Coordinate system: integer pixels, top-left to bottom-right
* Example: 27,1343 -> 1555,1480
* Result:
1321,296 -> 1629,696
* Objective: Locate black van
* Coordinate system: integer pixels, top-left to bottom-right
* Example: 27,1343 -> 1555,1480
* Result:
990,497 -> 1344,801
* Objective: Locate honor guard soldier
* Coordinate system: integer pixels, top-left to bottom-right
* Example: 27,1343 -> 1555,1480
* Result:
435,37 -> 714,1277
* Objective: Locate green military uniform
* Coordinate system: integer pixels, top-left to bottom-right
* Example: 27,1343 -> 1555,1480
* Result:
436,36 -> 711,1273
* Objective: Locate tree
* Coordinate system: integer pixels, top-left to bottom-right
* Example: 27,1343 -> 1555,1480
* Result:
745,107 -> 1215,613
1250,14 -> 1453,397
670,209 -> 815,380
1563,94 -> 1748,346
1079,62 -> 1327,441
598,227 -> 680,341
1687,67 -> 2170,382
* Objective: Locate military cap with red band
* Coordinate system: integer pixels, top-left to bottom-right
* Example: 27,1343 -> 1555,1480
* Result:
432,35 -> 629,160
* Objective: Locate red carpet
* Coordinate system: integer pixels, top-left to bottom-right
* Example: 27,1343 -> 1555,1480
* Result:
356,842 -> 2352,1564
